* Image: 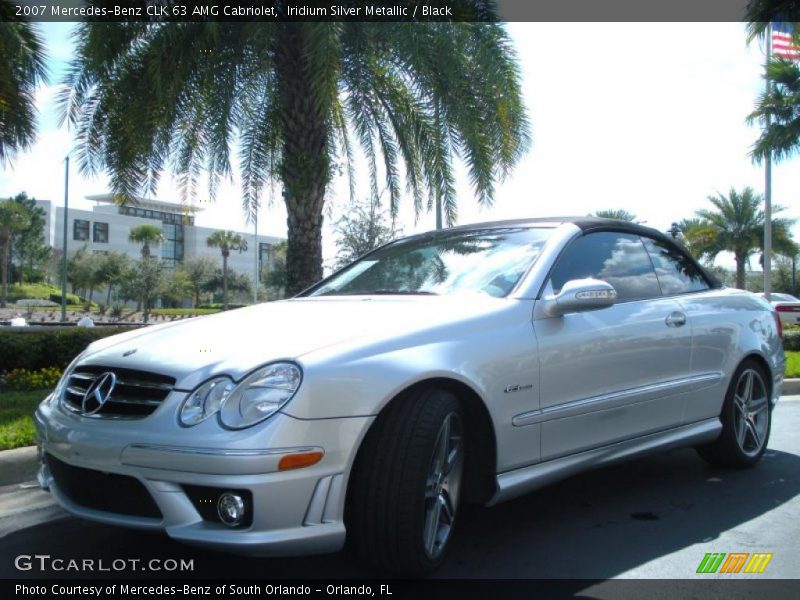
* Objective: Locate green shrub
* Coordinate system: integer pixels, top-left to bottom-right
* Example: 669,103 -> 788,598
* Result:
0,367 -> 62,391
49,291 -> 82,305
0,326 -> 140,370
151,307 -> 220,316
784,329 -> 800,352
197,303 -> 248,310
6,283 -> 75,303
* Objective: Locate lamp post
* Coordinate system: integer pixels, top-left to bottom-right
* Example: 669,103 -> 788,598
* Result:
253,209 -> 258,304
60,153 -> 69,322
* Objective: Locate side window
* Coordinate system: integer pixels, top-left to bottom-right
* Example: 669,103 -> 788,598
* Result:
641,236 -> 710,295
550,232 -> 662,302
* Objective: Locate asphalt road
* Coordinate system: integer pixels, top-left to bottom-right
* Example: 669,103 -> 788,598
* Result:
2,400 -> 799,582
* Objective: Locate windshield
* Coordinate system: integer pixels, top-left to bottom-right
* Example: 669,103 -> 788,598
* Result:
307,226 -> 553,298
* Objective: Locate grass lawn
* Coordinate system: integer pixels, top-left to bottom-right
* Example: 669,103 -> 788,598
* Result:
0,389 -> 47,451
786,351 -> 800,378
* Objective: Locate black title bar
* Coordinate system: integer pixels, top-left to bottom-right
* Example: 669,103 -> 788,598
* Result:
4,0 -> 755,23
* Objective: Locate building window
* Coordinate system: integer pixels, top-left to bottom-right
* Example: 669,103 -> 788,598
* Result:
93,222 -> 109,243
118,205 -> 196,226
73,219 -> 90,241
259,243 -> 273,270
161,223 -> 185,265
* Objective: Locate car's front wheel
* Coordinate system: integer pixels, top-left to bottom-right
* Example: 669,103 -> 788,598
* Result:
347,388 -> 465,575
696,359 -> 772,468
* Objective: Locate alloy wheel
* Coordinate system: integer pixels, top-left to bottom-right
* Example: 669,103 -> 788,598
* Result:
732,368 -> 770,457
423,412 -> 464,560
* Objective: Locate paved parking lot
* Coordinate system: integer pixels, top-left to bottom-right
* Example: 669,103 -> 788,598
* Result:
2,400 -> 799,581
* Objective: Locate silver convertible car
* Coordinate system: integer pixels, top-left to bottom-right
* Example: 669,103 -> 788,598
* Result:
35,217 -> 783,575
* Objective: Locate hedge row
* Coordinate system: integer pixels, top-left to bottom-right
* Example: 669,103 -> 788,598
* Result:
0,327 -> 140,371
784,329 -> 800,352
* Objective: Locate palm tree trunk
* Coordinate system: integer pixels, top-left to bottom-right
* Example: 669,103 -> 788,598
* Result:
106,284 -> 112,306
222,253 -> 229,310
275,26 -> 331,296
1,238 -> 9,308
735,253 -> 747,290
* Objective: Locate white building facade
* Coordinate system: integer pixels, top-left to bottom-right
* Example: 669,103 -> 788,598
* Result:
37,194 -> 283,279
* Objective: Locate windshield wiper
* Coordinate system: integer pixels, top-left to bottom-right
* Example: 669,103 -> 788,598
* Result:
331,289 -> 439,296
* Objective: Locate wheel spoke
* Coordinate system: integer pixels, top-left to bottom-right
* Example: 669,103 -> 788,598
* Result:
736,414 -> 748,447
435,418 -> 450,474
444,438 -> 461,476
425,475 -> 439,499
742,371 -> 754,404
733,394 -> 747,414
442,491 -> 456,524
424,499 -> 441,555
749,396 -> 769,415
745,418 -> 761,449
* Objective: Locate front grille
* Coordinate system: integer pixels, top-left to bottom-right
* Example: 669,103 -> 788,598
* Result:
62,366 -> 175,418
46,454 -> 162,519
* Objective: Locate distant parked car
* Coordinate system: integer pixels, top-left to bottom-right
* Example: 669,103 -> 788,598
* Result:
35,217 -> 784,575
759,292 -> 800,327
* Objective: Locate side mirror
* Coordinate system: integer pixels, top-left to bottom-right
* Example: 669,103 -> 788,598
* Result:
543,278 -> 618,317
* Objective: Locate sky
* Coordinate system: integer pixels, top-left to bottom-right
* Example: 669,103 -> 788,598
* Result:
0,22 -> 796,270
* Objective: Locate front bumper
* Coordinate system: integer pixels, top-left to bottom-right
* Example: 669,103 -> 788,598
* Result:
34,397 -> 372,556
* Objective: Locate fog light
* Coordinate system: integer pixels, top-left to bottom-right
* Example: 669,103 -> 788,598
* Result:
217,492 -> 246,527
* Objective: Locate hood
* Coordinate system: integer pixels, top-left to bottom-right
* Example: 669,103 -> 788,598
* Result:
79,295 -> 510,388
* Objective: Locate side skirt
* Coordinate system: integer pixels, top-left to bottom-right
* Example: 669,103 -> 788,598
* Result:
488,418 -> 721,506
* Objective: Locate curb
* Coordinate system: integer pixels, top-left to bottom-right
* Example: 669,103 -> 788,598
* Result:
0,446 -> 39,487
783,378 -> 800,395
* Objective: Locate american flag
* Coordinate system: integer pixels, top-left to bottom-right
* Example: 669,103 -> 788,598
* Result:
772,22 -> 800,60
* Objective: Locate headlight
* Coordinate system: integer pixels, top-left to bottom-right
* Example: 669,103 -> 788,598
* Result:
219,362 -> 302,429
179,377 -> 235,426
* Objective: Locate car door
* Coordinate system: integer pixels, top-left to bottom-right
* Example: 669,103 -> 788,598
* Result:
530,231 -> 693,460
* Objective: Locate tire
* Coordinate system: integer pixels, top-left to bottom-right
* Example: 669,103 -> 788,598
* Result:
347,388 -> 465,575
696,359 -> 772,468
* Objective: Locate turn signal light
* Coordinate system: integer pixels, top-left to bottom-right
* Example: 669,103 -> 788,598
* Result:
278,451 -> 324,471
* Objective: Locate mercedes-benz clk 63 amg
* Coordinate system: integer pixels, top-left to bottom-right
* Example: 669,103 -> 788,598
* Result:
35,217 -> 784,574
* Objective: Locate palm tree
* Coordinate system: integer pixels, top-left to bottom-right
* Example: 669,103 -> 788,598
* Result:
206,230 -> 247,309
746,4 -> 800,39
59,16 -> 530,294
0,199 -> 31,307
748,58 -> 800,162
692,187 -> 796,289
593,209 -> 637,222
128,224 -> 164,259
0,1 -> 48,165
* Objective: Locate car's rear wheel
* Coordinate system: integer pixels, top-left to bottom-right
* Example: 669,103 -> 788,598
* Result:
696,359 -> 772,468
347,388 -> 465,575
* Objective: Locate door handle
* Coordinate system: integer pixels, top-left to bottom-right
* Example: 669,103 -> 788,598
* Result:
665,312 -> 687,327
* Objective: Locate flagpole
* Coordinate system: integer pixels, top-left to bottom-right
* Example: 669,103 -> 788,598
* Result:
764,23 -> 773,300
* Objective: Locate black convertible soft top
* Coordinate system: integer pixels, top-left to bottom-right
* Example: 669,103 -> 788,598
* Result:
402,216 -> 723,290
